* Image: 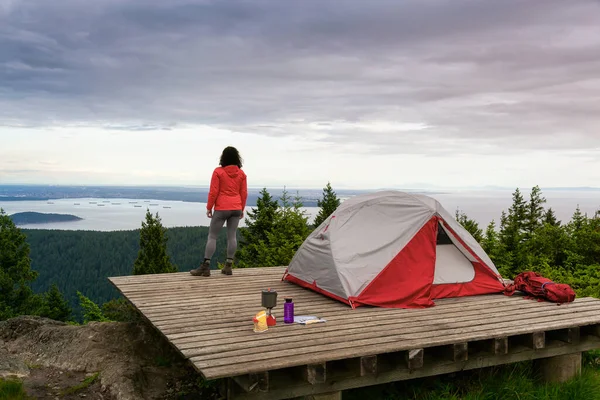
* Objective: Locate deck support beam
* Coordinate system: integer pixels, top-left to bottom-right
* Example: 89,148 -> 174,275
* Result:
548,327 -> 580,344
406,348 -> 424,370
527,331 -> 546,350
360,355 -> 378,376
304,363 -> 326,385
301,391 -> 342,400
493,337 -> 509,355
536,352 -> 582,383
451,342 -> 468,362
249,371 -> 269,392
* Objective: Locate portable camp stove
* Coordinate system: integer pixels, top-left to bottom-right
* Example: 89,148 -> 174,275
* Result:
261,288 -> 278,326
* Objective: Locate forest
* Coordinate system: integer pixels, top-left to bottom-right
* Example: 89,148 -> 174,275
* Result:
2,183 -> 600,399
22,225 -> 229,318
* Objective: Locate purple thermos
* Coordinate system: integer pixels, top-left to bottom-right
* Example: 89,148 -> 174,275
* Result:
284,297 -> 294,324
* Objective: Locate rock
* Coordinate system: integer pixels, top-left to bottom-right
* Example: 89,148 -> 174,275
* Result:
0,348 -> 29,378
0,316 -> 212,400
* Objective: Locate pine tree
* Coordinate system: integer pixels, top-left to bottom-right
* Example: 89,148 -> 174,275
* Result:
481,220 -> 499,255
500,188 -> 527,253
455,208 -> 483,243
498,188 -> 528,276
236,188 -> 279,268
313,182 -> 341,228
40,283 -> 72,322
525,185 -> 546,238
543,208 -> 560,226
132,209 -> 176,275
254,188 -> 311,266
0,209 -> 38,320
77,291 -> 107,323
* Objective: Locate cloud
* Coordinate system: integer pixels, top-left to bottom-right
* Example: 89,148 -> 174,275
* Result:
1,0 -> 600,156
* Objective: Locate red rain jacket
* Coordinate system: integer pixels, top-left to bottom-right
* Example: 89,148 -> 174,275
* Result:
206,165 -> 248,211
504,271 -> 576,304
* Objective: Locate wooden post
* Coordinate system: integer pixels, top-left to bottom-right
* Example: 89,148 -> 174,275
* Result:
452,343 -> 468,362
493,337 -> 509,355
360,355 -> 378,376
548,327 -> 580,344
304,363 -> 326,385
406,349 -> 424,370
248,371 -> 269,392
302,392 -> 342,400
526,331 -> 545,350
536,353 -> 582,383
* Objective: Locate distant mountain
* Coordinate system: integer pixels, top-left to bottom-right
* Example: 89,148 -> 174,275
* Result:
10,212 -> 83,225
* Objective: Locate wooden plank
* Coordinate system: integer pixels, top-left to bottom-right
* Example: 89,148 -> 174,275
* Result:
129,287 -> 526,312
227,337 -> 600,400
148,295 -> 546,326
164,298 -> 600,341
161,298 -> 585,341
360,355 -> 377,376
109,268 -> 600,383
197,311 -> 600,378
406,349 -> 424,370
304,363 -> 326,385
180,302 -> 600,360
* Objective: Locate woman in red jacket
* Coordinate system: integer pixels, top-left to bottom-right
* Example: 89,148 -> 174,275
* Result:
190,146 -> 247,277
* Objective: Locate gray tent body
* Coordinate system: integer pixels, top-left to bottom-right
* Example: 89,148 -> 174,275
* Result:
283,191 -> 504,308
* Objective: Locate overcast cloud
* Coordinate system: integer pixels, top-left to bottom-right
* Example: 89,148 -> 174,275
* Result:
1,0 -> 600,187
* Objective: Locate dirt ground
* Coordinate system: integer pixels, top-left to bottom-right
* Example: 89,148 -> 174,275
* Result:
22,366 -> 114,399
0,316 -> 220,400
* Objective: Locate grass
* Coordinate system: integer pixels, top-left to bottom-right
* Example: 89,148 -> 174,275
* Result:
60,372 -> 100,396
345,360 -> 600,400
0,378 -> 29,400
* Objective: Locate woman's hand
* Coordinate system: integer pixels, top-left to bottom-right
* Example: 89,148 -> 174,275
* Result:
206,209 -> 213,218
240,211 -> 244,219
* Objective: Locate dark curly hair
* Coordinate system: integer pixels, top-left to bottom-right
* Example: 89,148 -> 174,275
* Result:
219,146 -> 243,168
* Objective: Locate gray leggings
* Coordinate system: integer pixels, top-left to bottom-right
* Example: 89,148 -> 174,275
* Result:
204,210 -> 242,260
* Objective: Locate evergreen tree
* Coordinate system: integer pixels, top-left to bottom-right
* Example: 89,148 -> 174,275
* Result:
0,209 -> 38,320
570,205 -> 586,232
132,209 -> 176,275
543,208 -> 560,226
481,220 -> 499,255
254,188 -> 311,266
236,188 -> 279,268
77,291 -> 107,323
40,283 -> 72,322
313,182 -> 341,228
498,188 -> 528,276
525,185 -> 546,238
455,208 -> 483,243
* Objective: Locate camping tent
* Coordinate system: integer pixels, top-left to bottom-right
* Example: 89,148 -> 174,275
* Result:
282,191 -> 505,308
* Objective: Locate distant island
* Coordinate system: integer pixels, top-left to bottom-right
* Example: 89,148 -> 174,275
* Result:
10,212 -> 83,225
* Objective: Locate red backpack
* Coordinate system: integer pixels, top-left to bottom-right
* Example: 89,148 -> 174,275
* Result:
504,271 -> 576,304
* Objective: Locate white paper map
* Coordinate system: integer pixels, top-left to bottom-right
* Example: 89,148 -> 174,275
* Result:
293,315 -> 327,324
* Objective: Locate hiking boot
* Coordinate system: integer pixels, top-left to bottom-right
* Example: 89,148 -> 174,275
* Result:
190,261 -> 210,277
222,260 -> 233,275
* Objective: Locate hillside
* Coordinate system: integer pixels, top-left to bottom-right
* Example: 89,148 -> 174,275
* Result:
0,316 -> 217,399
10,212 -> 82,225
23,227 -> 228,319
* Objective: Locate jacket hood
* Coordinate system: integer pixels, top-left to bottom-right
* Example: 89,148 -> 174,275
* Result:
222,165 -> 241,178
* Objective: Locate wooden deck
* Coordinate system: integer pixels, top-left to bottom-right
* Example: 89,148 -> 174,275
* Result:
110,267 -> 600,400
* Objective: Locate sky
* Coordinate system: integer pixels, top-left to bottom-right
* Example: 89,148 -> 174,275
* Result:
1,0 -> 600,189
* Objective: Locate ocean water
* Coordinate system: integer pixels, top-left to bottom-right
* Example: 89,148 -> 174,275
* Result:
1,190 -> 599,232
